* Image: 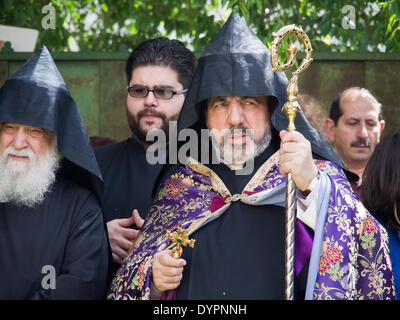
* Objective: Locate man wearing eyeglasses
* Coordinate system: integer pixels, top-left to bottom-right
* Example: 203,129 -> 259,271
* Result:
95,38 -> 196,283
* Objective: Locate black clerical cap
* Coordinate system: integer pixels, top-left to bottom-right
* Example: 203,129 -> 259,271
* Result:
0,46 -> 103,197
177,12 -> 352,176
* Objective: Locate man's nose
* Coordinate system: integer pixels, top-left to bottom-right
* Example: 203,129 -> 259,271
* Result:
12,128 -> 29,149
357,122 -> 368,139
144,90 -> 159,107
228,100 -> 244,127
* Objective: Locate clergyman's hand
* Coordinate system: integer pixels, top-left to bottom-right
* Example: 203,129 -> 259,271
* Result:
107,209 -> 144,264
152,249 -> 186,293
279,130 -> 318,191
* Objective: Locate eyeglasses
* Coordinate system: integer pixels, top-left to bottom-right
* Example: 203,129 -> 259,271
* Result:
127,85 -> 188,100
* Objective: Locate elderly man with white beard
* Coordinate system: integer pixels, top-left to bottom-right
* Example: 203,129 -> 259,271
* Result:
0,47 -> 109,299
0,124 -> 61,207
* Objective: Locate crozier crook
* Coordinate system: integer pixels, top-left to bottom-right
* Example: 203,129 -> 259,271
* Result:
270,24 -> 313,300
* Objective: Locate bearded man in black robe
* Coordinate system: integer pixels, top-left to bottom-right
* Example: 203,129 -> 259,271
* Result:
108,13 -> 395,300
94,38 -> 196,281
0,46 -> 109,299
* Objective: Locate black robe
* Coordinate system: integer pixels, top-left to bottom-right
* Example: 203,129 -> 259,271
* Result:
0,177 -> 109,299
0,46 -> 111,300
106,12 -> 362,301
176,132 -> 309,299
95,137 -> 163,279
170,13 -> 349,298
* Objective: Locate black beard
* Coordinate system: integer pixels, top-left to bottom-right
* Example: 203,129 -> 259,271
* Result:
126,107 -> 170,144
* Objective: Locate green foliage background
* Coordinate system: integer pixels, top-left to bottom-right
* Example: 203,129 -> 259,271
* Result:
1,0 -> 399,55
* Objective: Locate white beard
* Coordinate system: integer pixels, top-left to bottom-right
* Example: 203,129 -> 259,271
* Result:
0,140 -> 62,207
209,126 -> 271,167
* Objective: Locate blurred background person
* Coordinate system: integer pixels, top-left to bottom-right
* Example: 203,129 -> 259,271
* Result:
362,130 -> 400,299
298,93 -> 328,139
325,87 -> 385,198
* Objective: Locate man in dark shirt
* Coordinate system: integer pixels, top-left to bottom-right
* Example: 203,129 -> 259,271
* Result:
95,38 -> 195,280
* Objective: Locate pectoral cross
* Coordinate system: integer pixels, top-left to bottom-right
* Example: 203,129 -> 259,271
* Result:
166,227 -> 195,258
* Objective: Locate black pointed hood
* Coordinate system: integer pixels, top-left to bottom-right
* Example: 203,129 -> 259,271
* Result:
177,12 -> 351,176
0,46 -> 103,198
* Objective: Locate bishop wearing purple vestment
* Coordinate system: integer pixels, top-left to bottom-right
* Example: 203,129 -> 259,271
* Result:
107,12 -> 395,300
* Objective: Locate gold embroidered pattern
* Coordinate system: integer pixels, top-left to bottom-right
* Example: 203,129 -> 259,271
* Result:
186,157 -> 231,199
244,151 -> 280,192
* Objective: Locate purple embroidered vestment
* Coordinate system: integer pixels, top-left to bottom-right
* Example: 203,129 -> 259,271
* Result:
107,153 -> 395,300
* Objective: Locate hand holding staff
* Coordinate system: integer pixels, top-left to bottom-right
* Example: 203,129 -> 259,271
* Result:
270,24 -> 314,300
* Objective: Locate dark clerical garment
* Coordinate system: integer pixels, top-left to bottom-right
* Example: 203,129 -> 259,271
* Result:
0,46 -> 110,299
0,178 -> 109,299
176,133 -> 308,299
95,137 -> 163,279
95,137 -> 163,222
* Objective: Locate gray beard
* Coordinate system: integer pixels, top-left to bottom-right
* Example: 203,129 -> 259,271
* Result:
209,125 -> 272,166
0,140 -> 62,207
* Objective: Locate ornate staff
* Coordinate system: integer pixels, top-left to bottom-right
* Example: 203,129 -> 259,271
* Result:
270,25 -> 313,300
